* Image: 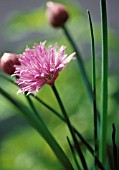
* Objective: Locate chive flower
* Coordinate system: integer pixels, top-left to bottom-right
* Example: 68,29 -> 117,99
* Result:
13,42 -> 75,95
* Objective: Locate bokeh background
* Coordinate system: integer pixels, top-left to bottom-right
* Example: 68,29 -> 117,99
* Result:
0,0 -> 119,169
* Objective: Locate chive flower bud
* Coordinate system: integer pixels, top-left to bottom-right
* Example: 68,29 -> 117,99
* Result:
0,53 -> 20,75
46,1 -> 69,28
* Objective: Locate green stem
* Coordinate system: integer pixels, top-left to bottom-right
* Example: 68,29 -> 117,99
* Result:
63,25 -> 100,123
52,85 -> 88,170
0,86 -> 74,170
67,137 -> 81,170
63,25 -> 93,101
100,0 -> 108,165
26,95 -> 39,118
87,10 -> 99,170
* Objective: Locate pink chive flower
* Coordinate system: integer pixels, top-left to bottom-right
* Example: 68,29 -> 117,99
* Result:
13,42 -> 75,95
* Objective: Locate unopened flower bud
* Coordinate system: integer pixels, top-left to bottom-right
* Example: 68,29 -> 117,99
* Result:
0,53 -> 20,75
46,1 -> 69,28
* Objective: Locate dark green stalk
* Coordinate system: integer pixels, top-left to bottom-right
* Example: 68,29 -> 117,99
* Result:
63,25 -> 100,124
87,10 -> 99,170
112,123 -> 118,170
0,86 -> 74,170
26,95 -> 39,118
100,0 -> 108,164
52,85 -> 88,170
67,137 -> 81,170
63,25 -> 93,101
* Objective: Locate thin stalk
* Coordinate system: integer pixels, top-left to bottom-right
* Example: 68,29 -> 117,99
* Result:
67,137 -> 81,170
52,85 -> 88,170
26,95 -> 39,118
100,0 -> 108,164
87,10 -> 99,170
63,25 -> 93,101
112,123 -> 118,170
62,25 -> 100,122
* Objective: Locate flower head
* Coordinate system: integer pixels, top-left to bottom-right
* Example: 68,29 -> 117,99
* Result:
0,53 -> 20,75
46,1 -> 69,28
13,42 -> 75,95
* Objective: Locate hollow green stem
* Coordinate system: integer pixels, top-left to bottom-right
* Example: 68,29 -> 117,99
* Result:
52,85 -> 88,170
87,10 -> 99,170
100,0 -> 108,165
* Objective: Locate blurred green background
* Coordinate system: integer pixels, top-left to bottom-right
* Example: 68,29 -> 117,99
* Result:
0,0 -> 119,169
